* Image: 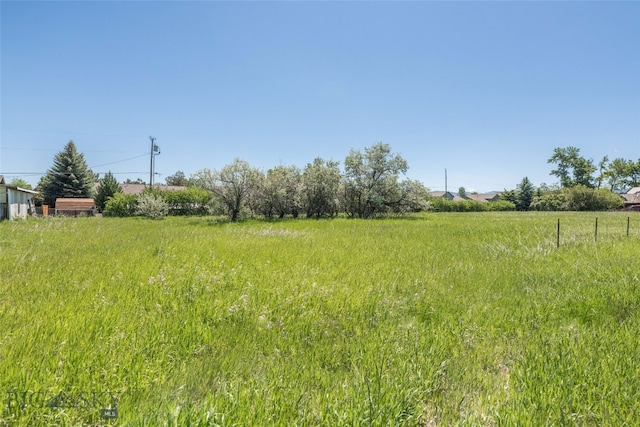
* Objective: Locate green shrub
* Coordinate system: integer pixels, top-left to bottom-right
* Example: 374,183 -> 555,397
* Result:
103,193 -> 137,217
531,187 -> 622,211
143,187 -> 214,216
531,191 -> 569,211
429,198 -> 514,212
566,186 -> 623,211
486,200 -> 516,211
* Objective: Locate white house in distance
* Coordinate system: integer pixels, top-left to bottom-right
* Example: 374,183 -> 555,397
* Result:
0,175 -> 39,220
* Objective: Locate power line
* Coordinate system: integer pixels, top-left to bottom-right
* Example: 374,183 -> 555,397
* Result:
1,171 -> 148,176
90,153 -> 149,169
0,147 -> 59,152
2,152 -> 149,174
1,127 -> 147,139
0,172 -> 46,176
1,146 -> 146,154
96,172 -> 149,175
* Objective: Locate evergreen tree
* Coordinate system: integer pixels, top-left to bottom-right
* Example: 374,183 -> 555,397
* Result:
515,177 -> 535,211
501,189 -> 517,205
41,141 -> 95,206
95,171 -> 122,211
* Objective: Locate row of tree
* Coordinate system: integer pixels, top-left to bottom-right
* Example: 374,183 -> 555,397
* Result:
495,147 -> 638,212
45,141 -> 429,220
30,141 -> 637,220
547,146 -> 640,191
178,143 -> 429,220
502,180 -> 623,212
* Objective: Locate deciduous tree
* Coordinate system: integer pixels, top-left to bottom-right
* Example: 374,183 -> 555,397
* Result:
197,159 -> 260,221
302,157 -> 341,218
547,146 -> 595,188
257,165 -> 302,218
342,142 -> 408,218
393,179 -> 431,213
165,171 -> 189,186
596,156 -> 609,189
602,158 -> 640,191
627,159 -> 640,189
124,178 -> 146,184
8,178 -> 32,189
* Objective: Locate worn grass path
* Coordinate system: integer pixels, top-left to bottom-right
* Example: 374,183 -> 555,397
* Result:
1,212 -> 638,425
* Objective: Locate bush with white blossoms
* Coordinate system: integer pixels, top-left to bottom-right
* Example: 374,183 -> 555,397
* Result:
134,193 -> 169,219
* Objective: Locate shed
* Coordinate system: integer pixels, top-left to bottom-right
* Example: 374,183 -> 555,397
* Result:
55,198 -> 97,216
0,175 -> 39,220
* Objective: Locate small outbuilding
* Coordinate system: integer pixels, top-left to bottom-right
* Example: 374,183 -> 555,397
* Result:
0,175 -> 39,220
54,198 -> 97,216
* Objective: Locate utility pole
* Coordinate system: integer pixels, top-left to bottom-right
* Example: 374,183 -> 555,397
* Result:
445,168 -> 448,194
149,136 -> 160,186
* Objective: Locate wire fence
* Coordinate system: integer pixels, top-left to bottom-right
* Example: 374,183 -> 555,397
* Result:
556,215 -> 638,248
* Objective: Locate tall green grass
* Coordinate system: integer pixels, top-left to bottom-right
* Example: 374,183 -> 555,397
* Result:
1,212 -> 638,425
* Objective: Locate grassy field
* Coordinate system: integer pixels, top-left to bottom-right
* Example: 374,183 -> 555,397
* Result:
1,212 -> 639,426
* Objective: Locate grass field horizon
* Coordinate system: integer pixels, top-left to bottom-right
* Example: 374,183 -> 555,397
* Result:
1,212 -> 638,425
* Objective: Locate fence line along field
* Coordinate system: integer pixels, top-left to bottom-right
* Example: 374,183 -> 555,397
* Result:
1,212 -> 638,425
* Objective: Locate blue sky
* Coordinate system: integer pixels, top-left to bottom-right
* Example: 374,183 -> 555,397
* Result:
1,1 -> 639,192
